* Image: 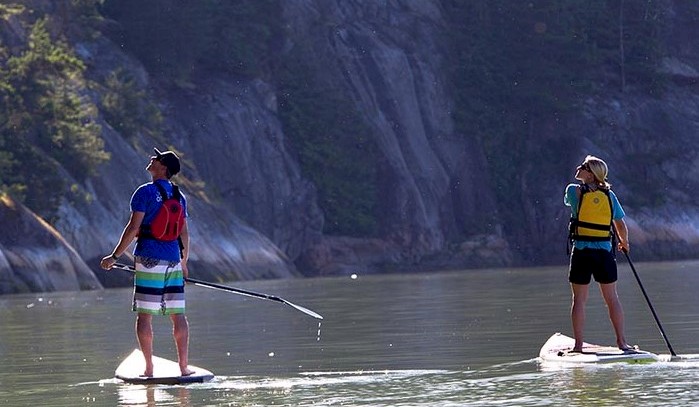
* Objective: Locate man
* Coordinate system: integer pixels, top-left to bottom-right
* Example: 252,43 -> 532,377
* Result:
100,148 -> 193,377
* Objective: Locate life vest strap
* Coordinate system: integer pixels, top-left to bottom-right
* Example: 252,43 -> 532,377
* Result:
569,219 -> 612,242
570,219 -> 611,231
571,234 -> 611,242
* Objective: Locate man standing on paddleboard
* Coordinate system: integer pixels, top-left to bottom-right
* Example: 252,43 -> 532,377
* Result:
100,148 -> 194,377
565,155 -> 633,353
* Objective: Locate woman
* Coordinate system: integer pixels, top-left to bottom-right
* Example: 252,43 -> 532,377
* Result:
564,155 -> 632,352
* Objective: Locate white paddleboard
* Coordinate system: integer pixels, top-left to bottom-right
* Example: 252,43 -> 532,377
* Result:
539,332 -> 659,365
115,349 -> 214,385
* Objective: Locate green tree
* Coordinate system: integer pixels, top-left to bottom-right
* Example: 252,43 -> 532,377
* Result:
101,68 -> 163,139
278,53 -> 379,236
442,0 -> 666,238
0,17 -> 107,217
99,0 -> 210,84
198,0 -> 281,78
99,0 -> 281,83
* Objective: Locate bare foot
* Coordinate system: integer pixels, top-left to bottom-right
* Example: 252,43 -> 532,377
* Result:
141,363 -> 154,377
180,367 -> 195,376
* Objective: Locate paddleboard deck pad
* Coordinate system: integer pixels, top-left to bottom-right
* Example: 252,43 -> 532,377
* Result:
539,333 -> 659,364
115,349 -> 214,385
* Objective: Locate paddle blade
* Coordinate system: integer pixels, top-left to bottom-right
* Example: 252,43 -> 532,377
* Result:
112,263 -> 323,320
283,300 -> 324,320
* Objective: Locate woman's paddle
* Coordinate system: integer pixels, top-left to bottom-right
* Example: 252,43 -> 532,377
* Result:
617,249 -> 676,356
608,221 -> 677,357
112,263 -> 323,320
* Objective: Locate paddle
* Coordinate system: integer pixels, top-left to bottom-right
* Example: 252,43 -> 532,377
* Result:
617,249 -> 676,356
112,263 -> 323,320
609,222 -> 677,357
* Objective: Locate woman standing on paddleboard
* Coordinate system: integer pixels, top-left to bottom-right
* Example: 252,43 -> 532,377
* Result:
565,155 -> 633,352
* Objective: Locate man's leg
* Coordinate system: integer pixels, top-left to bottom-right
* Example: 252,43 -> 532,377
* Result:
136,313 -> 154,376
171,314 -> 193,376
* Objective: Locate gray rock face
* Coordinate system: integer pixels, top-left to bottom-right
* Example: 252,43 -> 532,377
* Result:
3,1 -> 699,293
0,195 -> 102,294
164,78 -> 324,264
282,0 -> 500,272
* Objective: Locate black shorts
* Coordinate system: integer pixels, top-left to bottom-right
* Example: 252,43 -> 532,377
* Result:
569,248 -> 618,285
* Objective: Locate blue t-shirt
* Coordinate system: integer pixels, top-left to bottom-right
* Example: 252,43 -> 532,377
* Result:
131,179 -> 188,262
564,183 -> 624,251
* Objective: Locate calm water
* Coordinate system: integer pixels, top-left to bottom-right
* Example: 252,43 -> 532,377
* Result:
2,260 -> 699,406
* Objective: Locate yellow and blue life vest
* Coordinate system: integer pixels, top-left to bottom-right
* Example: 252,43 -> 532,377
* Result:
569,185 -> 613,242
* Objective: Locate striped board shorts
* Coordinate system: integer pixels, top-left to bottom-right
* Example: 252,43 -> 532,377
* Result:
132,257 -> 185,315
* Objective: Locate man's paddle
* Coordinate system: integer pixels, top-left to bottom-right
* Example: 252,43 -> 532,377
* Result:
112,263 -> 323,320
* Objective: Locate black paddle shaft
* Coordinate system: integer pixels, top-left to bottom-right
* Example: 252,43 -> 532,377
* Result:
611,223 -> 677,356
111,263 -> 323,320
620,250 -> 677,356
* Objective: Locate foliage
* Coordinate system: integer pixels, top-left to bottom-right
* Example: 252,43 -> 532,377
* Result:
100,68 -> 163,139
442,0 -> 668,230
277,53 -> 379,236
69,0 -> 102,17
0,17 -> 107,218
198,0 -> 281,78
99,0 -> 281,83
0,3 -> 24,19
0,0 -> 672,236
98,0 -> 207,84
100,0 -> 378,235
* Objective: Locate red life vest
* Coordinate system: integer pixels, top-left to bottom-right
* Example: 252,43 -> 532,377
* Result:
139,183 -> 185,241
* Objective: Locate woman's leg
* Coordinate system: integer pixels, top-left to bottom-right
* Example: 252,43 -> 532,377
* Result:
571,283 -> 590,351
599,282 -> 631,350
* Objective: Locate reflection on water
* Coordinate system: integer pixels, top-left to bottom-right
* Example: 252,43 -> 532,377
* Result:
117,384 -> 192,407
2,260 -> 699,406
105,361 -> 699,407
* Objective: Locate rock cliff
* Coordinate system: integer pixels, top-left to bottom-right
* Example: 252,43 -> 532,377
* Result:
1,0 -> 699,293
0,195 -> 101,293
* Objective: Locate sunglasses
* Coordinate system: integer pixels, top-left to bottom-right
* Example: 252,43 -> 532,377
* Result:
578,163 -> 591,172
